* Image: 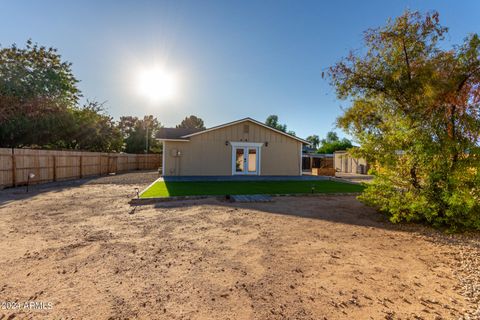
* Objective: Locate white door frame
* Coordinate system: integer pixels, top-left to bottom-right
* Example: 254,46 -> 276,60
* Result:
230,142 -> 263,175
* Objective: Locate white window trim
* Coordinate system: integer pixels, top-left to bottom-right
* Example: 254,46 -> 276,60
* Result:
229,141 -> 264,147
230,142 -> 262,175
162,141 -> 166,176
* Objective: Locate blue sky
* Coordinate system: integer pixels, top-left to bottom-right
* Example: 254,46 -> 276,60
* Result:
1,0 -> 479,140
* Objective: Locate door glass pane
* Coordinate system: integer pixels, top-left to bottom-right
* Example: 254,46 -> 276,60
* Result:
248,148 -> 257,172
236,148 -> 244,172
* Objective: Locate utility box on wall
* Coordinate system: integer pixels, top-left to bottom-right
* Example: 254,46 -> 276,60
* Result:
170,149 -> 182,157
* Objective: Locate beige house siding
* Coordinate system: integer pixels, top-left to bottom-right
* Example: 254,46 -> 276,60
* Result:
334,151 -> 368,174
163,120 -> 302,176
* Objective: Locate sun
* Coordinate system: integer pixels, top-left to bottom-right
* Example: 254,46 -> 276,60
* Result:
136,67 -> 178,102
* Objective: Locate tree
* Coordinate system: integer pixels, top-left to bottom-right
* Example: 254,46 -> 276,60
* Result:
176,115 -> 205,129
0,40 -> 123,152
316,131 -> 353,154
329,11 -> 480,230
306,135 -> 320,149
119,115 -> 162,153
265,115 -> 287,132
0,40 -> 80,148
63,101 -> 123,152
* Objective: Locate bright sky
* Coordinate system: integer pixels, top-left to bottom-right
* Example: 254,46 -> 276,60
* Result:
1,0 -> 479,139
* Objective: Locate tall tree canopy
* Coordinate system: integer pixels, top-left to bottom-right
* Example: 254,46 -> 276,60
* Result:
330,11 -> 480,230
265,115 -> 287,132
119,115 -> 162,154
0,40 -> 123,152
176,115 -> 206,129
0,40 -> 79,148
0,40 -> 79,108
265,115 -> 296,136
316,131 -> 353,154
65,101 -> 123,152
306,135 -> 320,149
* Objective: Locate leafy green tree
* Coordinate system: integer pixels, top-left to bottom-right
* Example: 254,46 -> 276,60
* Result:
176,115 -> 205,129
329,11 -> 480,230
119,115 -> 162,153
0,40 -> 80,147
306,135 -> 320,149
265,115 -> 287,132
64,101 -> 123,152
0,40 -> 123,152
316,131 -> 353,154
0,40 -> 79,106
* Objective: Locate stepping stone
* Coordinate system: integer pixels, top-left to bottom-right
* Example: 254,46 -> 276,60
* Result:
231,194 -> 273,202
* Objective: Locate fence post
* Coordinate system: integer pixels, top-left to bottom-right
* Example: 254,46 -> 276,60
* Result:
11,149 -> 16,187
52,155 -> 57,181
79,155 -> 83,178
103,155 -> 106,175
104,155 -> 107,175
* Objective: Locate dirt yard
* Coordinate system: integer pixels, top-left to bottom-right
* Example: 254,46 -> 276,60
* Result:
0,172 -> 478,319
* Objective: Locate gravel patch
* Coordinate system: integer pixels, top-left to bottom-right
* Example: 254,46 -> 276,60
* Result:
388,224 -> 480,319
429,233 -> 480,319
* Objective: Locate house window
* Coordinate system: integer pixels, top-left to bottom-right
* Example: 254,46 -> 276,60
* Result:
243,124 -> 249,134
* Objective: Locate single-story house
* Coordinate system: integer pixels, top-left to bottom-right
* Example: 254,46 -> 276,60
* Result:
157,117 -> 309,176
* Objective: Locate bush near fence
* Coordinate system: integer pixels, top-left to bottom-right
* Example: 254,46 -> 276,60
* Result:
0,148 -> 161,188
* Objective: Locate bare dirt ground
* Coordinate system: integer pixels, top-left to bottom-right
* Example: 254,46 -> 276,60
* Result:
0,171 -> 478,319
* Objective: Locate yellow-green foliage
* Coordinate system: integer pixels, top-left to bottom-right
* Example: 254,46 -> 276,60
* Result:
330,11 -> 480,230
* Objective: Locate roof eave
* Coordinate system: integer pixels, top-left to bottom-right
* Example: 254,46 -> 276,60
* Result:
157,138 -> 190,142
180,117 -> 310,144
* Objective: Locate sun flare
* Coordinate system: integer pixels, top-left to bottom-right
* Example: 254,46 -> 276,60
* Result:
136,67 -> 178,102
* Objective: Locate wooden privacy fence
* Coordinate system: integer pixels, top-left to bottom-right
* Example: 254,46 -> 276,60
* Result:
0,148 -> 161,188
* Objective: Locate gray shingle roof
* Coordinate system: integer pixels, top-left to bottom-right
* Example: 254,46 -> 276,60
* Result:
156,128 -> 204,140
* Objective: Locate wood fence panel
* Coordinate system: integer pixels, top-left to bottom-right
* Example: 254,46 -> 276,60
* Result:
81,155 -> 99,177
0,148 -> 161,188
55,153 -> 81,181
128,155 -> 138,171
0,149 -> 13,187
116,156 -> 127,172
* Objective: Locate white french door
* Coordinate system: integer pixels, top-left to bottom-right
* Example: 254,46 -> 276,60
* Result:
232,144 -> 261,175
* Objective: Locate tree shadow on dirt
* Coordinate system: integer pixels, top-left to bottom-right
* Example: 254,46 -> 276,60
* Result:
0,180 -> 86,207
138,196 -> 395,230
0,171 -> 159,207
134,196 -> 479,246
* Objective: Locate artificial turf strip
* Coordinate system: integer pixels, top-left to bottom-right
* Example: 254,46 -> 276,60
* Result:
140,180 -> 364,198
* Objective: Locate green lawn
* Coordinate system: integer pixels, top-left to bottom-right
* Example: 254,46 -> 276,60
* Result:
140,180 -> 364,198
